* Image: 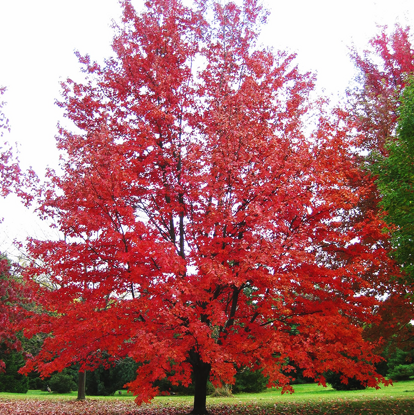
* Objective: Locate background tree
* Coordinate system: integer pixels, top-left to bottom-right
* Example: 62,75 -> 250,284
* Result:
386,347 -> 414,380
85,357 -> 139,396
324,370 -> 366,391
0,349 -> 29,393
1,87 -> 36,377
368,78 -> 414,282
0,256 -> 29,374
348,25 -> 414,356
21,1 -> 392,413
349,25 -> 414,155
48,370 -> 77,394
0,87 -> 20,201
232,367 -> 268,394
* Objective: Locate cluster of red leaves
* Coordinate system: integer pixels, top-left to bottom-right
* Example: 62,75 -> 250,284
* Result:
349,25 -> 414,155
0,259 -> 20,373
0,87 -> 9,137
0,86 -> 35,206
0,89 -> 37,375
1,87 -> 37,374
0,86 -> 19,200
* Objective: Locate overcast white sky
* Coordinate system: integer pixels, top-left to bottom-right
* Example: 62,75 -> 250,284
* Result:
0,0 -> 413,257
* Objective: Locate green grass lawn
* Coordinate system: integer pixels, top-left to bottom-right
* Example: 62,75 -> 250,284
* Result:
1,381 -> 414,414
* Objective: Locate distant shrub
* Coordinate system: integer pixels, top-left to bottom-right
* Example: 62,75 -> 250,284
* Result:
386,348 -> 414,381
388,364 -> 414,381
154,375 -> 196,396
28,376 -> 47,390
324,371 -> 366,391
86,358 -> 139,396
233,367 -> 268,393
49,372 -> 77,393
155,377 -> 214,396
0,351 -> 29,393
0,371 -> 29,393
210,384 -> 233,397
156,366 -> 268,396
285,361 -> 315,385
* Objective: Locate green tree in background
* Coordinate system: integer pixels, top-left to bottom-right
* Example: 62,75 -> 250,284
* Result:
386,348 -> 414,380
324,370 -> 366,391
86,358 -> 139,396
49,371 -> 77,394
233,367 -> 268,393
369,78 -> 414,283
0,350 -> 29,393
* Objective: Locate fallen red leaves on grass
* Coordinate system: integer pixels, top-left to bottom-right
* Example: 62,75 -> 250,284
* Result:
0,399 -> 175,415
1,398 -> 414,414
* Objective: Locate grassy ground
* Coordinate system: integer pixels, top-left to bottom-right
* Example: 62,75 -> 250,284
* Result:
1,381 -> 414,414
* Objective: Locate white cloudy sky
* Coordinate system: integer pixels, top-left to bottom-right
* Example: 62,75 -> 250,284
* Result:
0,0 -> 413,257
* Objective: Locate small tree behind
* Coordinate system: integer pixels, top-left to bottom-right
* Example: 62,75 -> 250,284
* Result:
0,86 -> 22,201
233,367 -> 268,393
0,256 -> 30,374
368,78 -> 414,282
348,24 -> 414,358
349,25 -> 414,156
0,350 -> 29,393
386,348 -> 414,381
49,372 -> 77,394
86,358 -> 139,396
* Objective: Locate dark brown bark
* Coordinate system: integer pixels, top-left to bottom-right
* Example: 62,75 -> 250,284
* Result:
189,351 -> 211,414
77,370 -> 86,400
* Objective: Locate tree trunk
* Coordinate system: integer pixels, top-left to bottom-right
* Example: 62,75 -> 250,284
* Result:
77,370 -> 86,400
190,352 -> 211,415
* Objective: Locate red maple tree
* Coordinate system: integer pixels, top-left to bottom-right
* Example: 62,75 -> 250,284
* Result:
0,87 -> 34,374
348,25 -> 414,353
0,257 -> 32,373
349,24 -> 414,155
0,86 -> 35,206
1,87 -> 17,372
0,87 -> 20,200
21,1 -> 393,413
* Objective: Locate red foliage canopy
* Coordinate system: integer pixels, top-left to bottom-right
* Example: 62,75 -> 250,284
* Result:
0,257 -> 34,373
349,25 -> 414,154
0,87 -> 35,206
0,87 -> 20,200
349,25 -> 414,352
21,1 -> 394,412
1,87 -> 31,373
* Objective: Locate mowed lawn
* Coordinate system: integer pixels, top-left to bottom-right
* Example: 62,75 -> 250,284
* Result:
1,381 -> 414,414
